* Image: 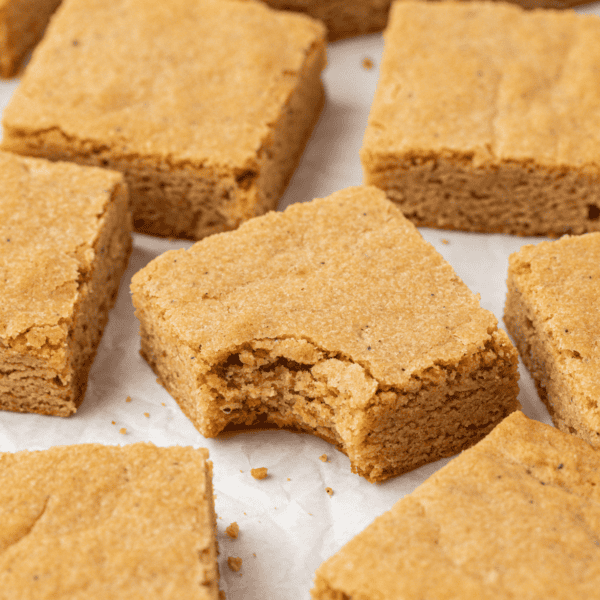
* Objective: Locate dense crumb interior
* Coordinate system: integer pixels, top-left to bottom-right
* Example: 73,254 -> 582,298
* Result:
365,154 -> 600,236
0,183 -> 131,416
138,317 -> 519,482
504,273 -> 600,446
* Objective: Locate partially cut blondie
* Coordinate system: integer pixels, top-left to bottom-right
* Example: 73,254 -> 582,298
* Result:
361,0 -> 600,236
0,443 -> 220,599
0,151 -> 131,416
504,233 -> 600,447
131,186 -> 520,483
312,411 -> 600,599
1,0 -> 326,240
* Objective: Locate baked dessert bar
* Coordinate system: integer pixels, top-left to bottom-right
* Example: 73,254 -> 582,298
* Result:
131,185 -> 520,483
312,411 -> 600,599
0,151 -> 131,416
361,0 -> 600,236
0,443 -> 220,599
1,0 -> 326,240
504,233 -> 600,447
0,0 -> 62,77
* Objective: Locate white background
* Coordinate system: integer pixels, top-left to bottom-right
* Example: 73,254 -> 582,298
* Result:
1,3 -> 599,597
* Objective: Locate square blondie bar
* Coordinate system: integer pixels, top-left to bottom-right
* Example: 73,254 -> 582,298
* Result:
312,411 -> 600,599
1,0 -> 326,240
361,0 -> 600,236
0,151 -> 131,416
0,443 -> 220,599
504,233 -> 600,447
0,0 -> 62,77
131,186 -> 519,483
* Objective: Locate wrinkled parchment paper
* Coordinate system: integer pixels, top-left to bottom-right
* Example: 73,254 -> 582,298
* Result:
1,6 -> 599,596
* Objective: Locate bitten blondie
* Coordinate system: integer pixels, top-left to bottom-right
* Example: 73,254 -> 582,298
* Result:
361,1 -> 600,236
0,444 -> 220,599
131,186 -> 519,483
0,151 -> 131,416
312,411 -> 600,599
1,0 -> 326,240
504,233 -> 600,447
0,0 -> 62,77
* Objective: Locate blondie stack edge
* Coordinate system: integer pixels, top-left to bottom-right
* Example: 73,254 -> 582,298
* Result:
0,151 -> 131,417
0,444 -> 220,599
0,0 -> 62,77
504,234 -> 600,447
131,186 -> 520,483
312,411 -> 600,600
361,1 -> 600,236
1,0 -> 326,240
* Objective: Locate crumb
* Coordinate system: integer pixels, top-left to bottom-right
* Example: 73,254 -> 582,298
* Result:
111,420 -> 116,425
161,402 -> 166,406
119,427 -> 127,435
326,487 -> 334,496
240,470 -> 243,473
253,553 -> 257,558
226,522 -> 239,539
319,454 -> 328,462
243,512 -> 247,516
227,556 -> 242,572
144,412 -> 150,418
251,467 -> 268,480
287,477 -> 291,481
442,239 -> 449,245
125,396 -> 132,402
362,57 -> 374,70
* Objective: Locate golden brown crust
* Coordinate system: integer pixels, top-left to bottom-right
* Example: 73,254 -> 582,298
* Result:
0,443 -> 220,599
312,411 -> 600,600
131,186 -> 519,482
361,1 -> 600,236
504,233 -> 600,446
0,0 -> 62,78
1,0 -> 326,239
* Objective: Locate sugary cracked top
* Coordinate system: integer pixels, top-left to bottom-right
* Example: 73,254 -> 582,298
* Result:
362,0 -> 600,168
132,186 -> 500,386
509,233 -> 600,417
316,411 -> 600,599
2,0 -> 325,169
0,152 -> 122,351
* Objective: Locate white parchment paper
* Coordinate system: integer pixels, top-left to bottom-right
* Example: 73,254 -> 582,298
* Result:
1,5 -> 599,597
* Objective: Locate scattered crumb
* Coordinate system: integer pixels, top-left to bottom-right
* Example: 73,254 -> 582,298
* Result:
125,396 -> 132,403
251,467 -> 268,480
287,478 -> 291,481
119,427 -> 127,435
319,454 -> 328,462
325,487 -> 334,496
253,553 -> 257,558
161,402 -> 166,406
227,557 -> 242,572
144,412 -> 150,418
240,470 -> 243,473
243,512 -> 247,516
362,56 -> 374,70
111,420 -> 116,425
442,239 -> 449,245
226,522 -> 239,539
